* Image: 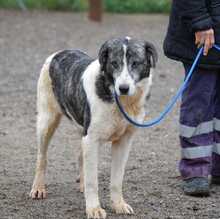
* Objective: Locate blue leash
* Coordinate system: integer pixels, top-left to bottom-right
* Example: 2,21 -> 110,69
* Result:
115,44 -> 220,128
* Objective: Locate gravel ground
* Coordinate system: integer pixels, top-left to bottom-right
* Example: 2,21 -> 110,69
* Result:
1,10 -> 220,219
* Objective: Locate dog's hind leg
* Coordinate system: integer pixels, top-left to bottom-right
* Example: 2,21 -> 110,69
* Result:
110,127 -> 135,215
30,57 -> 62,199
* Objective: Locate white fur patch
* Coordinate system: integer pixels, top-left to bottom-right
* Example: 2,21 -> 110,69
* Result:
125,36 -> 131,41
114,45 -> 135,96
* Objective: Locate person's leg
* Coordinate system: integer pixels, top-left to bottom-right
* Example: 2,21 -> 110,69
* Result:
212,71 -> 220,183
179,64 -> 217,195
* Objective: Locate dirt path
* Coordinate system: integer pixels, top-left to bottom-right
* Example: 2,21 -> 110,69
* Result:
0,10 -> 220,219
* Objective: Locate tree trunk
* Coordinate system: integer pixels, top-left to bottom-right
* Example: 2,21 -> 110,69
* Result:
88,0 -> 103,22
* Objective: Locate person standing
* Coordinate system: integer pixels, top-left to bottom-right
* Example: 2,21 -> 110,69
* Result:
164,0 -> 220,196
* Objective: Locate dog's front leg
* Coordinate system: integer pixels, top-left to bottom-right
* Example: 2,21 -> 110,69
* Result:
82,135 -> 106,219
110,129 -> 135,215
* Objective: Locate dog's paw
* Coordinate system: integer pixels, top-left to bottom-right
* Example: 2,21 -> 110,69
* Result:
112,200 -> 134,215
86,207 -> 107,219
30,186 -> 47,199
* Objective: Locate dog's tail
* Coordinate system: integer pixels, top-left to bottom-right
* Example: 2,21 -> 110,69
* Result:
37,52 -> 62,120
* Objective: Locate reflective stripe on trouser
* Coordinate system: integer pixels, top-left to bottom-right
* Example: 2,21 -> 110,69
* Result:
179,64 -> 220,179
212,101 -> 220,176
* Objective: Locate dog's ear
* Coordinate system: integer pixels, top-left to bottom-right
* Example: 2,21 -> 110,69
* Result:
145,41 -> 158,68
98,41 -> 109,72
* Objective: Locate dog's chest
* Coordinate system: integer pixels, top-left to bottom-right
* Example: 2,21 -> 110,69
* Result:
99,112 -> 125,143
102,102 -> 141,142
108,120 -> 131,142
93,88 -> 145,142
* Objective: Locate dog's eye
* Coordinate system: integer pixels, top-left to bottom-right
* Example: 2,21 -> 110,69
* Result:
110,61 -> 119,69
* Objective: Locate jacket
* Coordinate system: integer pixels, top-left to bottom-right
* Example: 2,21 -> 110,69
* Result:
163,0 -> 220,69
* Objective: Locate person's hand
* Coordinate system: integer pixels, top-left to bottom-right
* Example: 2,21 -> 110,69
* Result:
195,29 -> 215,56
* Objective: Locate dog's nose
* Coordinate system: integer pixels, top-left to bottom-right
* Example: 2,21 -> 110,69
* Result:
119,84 -> 129,95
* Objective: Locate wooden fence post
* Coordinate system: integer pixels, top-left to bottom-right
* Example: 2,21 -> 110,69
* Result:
88,0 -> 103,22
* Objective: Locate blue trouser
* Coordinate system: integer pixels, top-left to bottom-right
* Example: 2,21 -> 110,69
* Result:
179,64 -> 220,179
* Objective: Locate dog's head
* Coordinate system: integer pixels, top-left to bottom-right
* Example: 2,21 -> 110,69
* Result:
98,37 -> 157,96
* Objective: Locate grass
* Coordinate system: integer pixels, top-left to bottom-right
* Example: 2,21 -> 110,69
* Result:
104,0 -> 171,13
0,0 -> 171,13
0,0 -> 87,11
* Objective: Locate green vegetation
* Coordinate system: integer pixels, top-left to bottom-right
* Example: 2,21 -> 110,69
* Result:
0,0 -> 87,11
104,0 -> 171,13
0,0 -> 171,13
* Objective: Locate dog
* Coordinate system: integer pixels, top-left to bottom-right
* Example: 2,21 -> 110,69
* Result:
30,37 -> 157,219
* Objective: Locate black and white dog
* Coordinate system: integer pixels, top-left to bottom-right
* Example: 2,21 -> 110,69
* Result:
30,37 -> 157,219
